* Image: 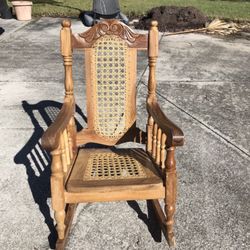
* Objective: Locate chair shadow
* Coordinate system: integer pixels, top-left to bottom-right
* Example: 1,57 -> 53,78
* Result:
0,27 -> 5,35
127,200 -> 162,242
14,100 -> 86,249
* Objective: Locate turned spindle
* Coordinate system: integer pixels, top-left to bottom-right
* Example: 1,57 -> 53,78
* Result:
160,133 -> 167,169
147,116 -> 154,153
156,127 -> 162,165
63,129 -> 70,166
152,122 -> 158,159
60,133 -> 67,173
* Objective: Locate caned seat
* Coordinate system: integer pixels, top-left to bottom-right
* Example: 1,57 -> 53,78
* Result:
66,148 -> 165,200
41,19 -> 184,250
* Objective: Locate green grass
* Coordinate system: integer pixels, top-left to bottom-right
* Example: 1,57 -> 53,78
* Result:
13,0 -> 250,21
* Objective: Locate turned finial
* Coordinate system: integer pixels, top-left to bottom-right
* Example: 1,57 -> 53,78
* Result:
148,19 -> 159,100
62,19 -> 71,28
60,18 -> 72,57
149,19 -> 159,58
150,20 -> 158,28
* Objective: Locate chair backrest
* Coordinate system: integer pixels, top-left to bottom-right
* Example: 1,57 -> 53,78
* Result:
60,19 -> 158,146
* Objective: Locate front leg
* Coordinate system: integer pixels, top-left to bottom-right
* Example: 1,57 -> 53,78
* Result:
51,148 -> 66,240
165,146 -> 177,247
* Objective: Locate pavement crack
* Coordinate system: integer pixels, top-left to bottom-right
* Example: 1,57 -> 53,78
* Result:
153,88 -> 250,159
0,18 -> 38,42
136,31 -> 249,159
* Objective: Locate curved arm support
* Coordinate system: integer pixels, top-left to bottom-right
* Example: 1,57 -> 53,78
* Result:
42,99 -> 75,152
147,100 -> 184,147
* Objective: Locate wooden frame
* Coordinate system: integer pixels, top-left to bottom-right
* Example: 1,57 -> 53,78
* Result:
75,20 -> 147,146
41,19 -> 184,249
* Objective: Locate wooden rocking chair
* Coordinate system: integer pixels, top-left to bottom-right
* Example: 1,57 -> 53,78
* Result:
42,19 -> 184,249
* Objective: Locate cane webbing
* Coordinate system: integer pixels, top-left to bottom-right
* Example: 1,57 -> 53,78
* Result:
84,152 -> 146,180
91,35 -> 129,138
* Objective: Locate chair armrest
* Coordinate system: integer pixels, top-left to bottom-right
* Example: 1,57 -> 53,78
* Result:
41,99 -> 75,152
147,101 -> 184,147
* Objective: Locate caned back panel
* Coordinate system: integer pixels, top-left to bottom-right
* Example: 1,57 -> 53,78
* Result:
85,36 -> 137,140
71,19 -> 147,144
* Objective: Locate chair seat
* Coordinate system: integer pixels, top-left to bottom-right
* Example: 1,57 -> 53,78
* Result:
66,148 -> 165,201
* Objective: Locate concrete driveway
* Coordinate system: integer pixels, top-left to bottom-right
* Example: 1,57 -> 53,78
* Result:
0,17 -> 249,249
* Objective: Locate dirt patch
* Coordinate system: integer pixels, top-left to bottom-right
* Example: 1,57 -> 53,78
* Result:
135,6 -> 208,32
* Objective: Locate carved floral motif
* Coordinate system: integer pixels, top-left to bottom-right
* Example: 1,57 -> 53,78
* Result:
78,20 -> 146,46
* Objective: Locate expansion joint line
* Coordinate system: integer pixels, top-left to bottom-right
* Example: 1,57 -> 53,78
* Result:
136,32 -> 249,158
156,89 -> 250,159
0,18 -> 37,42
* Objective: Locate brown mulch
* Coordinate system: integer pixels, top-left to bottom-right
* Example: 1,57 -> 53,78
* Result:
135,6 -> 208,32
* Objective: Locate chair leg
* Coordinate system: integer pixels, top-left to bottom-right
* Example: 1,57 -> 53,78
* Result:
56,204 -> 78,250
151,199 -> 176,247
165,146 -> 177,247
51,149 -> 66,240
55,209 -> 66,240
